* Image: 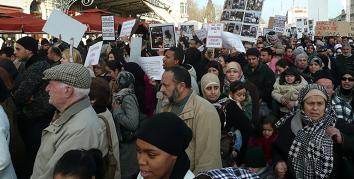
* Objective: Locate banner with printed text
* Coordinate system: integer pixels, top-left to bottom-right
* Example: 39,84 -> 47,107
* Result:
206,23 -> 223,48
221,0 -> 264,42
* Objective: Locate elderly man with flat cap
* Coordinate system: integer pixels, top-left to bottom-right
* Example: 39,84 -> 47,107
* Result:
12,36 -> 55,178
31,63 -> 108,179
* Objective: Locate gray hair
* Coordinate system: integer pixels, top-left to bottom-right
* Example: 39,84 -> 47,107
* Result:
295,53 -> 308,62
73,87 -> 90,98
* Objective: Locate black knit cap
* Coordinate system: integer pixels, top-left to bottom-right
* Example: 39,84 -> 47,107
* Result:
16,36 -> 38,54
341,70 -> 354,78
137,112 -> 192,156
313,70 -> 335,84
246,48 -> 260,57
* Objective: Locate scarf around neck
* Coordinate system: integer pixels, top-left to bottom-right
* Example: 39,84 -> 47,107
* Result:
276,84 -> 336,178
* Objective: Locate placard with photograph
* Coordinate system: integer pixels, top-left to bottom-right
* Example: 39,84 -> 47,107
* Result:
179,23 -> 197,39
273,15 -> 286,33
221,0 -> 264,43
149,23 -> 176,49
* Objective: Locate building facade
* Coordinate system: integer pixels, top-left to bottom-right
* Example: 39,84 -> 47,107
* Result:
347,0 -> 354,22
286,7 -> 308,26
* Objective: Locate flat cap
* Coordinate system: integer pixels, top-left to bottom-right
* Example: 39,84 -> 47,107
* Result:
43,63 -> 91,89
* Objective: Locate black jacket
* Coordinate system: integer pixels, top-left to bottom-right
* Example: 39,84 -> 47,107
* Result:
13,54 -> 55,122
244,63 -> 275,106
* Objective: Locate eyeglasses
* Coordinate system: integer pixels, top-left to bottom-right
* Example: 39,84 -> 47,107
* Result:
341,77 -> 354,82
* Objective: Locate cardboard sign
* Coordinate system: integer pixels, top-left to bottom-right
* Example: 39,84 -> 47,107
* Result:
206,23 -> 223,48
315,21 -> 348,36
43,10 -> 86,48
102,16 -> 115,41
139,56 -> 164,80
273,15 -> 286,33
129,36 -> 142,63
84,41 -> 103,67
119,19 -> 136,39
149,23 -> 176,49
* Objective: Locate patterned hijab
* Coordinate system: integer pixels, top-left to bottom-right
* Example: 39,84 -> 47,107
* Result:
276,84 -> 336,178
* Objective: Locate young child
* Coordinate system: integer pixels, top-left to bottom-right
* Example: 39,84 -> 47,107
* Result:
248,115 -> 278,165
272,67 -> 308,114
225,81 -> 253,166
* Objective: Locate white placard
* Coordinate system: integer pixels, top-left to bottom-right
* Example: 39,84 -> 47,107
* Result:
139,56 -> 164,80
273,15 -> 286,33
221,31 -> 245,53
42,10 -> 86,48
84,41 -> 103,67
206,23 -> 223,48
102,16 -> 115,41
119,19 -> 136,39
129,37 -> 142,63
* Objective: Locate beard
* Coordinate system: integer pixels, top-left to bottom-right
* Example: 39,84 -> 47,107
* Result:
161,88 -> 180,106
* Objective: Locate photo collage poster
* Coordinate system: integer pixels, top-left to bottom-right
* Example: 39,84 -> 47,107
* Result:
221,0 -> 264,42
179,23 -> 197,40
149,24 -> 176,49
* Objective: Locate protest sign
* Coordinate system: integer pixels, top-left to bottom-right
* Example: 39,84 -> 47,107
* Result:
315,21 -> 349,36
129,36 -> 142,63
263,28 -> 273,36
84,41 -> 103,67
221,0 -> 264,42
195,29 -> 207,41
139,56 -> 164,80
149,23 -> 176,49
273,15 -> 286,33
43,10 -> 86,48
206,23 -> 223,48
101,16 -> 115,41
119,19 -> 136,39
221,31 -> 245,53
179,23 -> 197,39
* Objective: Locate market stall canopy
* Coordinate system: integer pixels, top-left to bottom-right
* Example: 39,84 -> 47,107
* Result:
94,0 -> 151,16
142,1 -> 177,25
0,12 -> 45,33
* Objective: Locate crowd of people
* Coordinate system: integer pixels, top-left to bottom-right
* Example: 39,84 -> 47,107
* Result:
0,30 -> 353,179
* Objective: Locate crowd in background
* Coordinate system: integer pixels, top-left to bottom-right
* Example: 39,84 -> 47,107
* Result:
0,30 -> 353,179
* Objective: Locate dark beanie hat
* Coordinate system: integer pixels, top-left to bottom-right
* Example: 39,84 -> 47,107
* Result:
16,36 -> 38,54
244,146 -> 266,168
313,70 -> 335,84
341,70 -> 354,78
246,48 -> 260,57
137,112 -> 192,156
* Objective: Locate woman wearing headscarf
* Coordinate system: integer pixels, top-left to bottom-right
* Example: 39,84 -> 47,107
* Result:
136,112 -> 194,179
111,71 -> 140,179
223,61 -> 244,95
308,56 -> 324,82
273,84 -> 354,179
205,60 -> 225,93
200,73 -> 228,130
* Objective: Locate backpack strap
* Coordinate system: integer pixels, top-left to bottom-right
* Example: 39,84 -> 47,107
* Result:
98,114 -> 114,152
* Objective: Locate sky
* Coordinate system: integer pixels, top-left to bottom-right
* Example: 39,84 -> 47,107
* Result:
197,0 -> 344,21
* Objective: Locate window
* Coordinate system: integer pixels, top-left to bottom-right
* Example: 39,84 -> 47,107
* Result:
180,2 -> 187,16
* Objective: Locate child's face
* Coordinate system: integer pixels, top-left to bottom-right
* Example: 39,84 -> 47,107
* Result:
232,88 -> 247,103
262,123 -> 274,139
285,74 -> 296,84
226,68 -> 240,82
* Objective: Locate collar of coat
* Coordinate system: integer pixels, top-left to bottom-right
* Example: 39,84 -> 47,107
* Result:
45,97 -> 91,133
162,91 -> 197,121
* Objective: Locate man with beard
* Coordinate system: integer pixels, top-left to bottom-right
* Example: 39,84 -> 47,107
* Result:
157,66 -> 222,174
13,36 -> 55,178
332,43 -> 354,82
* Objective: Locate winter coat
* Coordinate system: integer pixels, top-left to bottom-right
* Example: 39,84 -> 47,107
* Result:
244,63 -> 275,106
0,105 -> 17,179
31,97 -> 106,179
98,109 -> 121,179
224,100 -> 253,165
159,91 -> 222,174
112,88 -> 140,178
272,76 -> 308,113
13,54 -> 55,122
272,111 -> 354,179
